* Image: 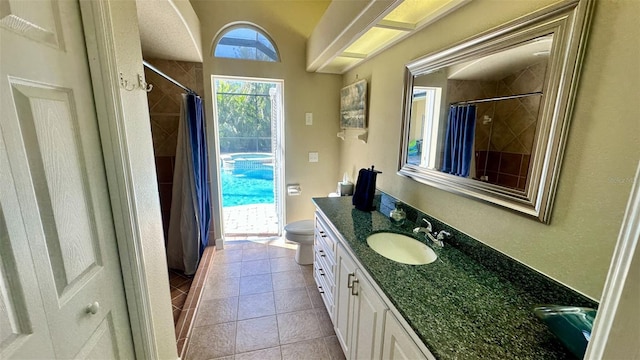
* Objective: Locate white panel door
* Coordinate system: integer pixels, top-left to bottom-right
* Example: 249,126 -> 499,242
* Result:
0,0 -> 135,358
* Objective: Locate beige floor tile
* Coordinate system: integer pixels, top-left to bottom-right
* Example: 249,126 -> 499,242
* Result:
242,241 -> 269,250
237,292 -> 275,320
267,245 -> 296,259
281,338 -> 330,360
240,259 -> 271,277
277,309 -> 323,344
213,249 -> 243,264
269,257 -> 300,273
307,285 -> 325,309
221,241 -> 245,250
202,276 -> 240,300
234,346 -> 282,360
301,265 -> 317,285
271,270 -> 306,291
242,247 -> 269,261
324,335 -> 346,360
314,307 -> 335,337
186,322 -> 236,360
235,316 -> 280,353
239,274 -> 273,295
193,297 -> 238,327
274,288 -> 312,314
208,262 -> 242,280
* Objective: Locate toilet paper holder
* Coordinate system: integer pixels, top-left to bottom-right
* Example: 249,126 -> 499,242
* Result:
287,184 -> 301,196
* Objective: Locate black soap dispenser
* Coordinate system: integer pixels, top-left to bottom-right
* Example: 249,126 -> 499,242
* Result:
352,165 -> 382,212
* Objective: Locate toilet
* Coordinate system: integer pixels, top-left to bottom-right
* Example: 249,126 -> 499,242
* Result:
284,219 -> 315,265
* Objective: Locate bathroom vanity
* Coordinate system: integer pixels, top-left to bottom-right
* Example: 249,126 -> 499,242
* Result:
312,194 -> 597,359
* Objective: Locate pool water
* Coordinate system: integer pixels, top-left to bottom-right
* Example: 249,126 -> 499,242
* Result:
220,169 -> 274,207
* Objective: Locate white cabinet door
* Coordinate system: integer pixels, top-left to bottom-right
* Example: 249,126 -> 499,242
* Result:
350,269 -> 387,360
335,244 -> 388,360
335,244 -> 357,356
0,0 -> 135,358
383,312 -> 429,360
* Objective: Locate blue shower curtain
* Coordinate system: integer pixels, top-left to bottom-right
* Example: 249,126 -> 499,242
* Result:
167,93 -> 211,275
441,105 -> 476,177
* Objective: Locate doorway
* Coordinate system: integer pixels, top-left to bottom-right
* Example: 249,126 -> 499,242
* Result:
212,76 -> 285,240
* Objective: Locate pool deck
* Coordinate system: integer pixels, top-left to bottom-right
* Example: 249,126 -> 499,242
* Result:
223,203 -> 280,239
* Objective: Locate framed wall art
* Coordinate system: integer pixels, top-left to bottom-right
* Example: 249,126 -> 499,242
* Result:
340,79 -> 367,129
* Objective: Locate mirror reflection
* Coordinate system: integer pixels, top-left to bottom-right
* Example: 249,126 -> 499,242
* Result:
407,34 -> 552,191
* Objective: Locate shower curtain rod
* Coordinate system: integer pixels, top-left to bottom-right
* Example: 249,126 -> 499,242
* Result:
143,60 -> 197,95
452,91 -> 542,105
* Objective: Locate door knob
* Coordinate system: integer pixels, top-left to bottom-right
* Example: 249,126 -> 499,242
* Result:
86,301 -> 100,315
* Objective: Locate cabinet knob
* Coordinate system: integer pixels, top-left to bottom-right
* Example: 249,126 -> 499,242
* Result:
318,286 -> 324,294
85,301 -> 100,315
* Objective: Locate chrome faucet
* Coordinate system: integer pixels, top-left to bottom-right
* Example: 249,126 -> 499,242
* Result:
412,218 -> 432,235
413,219 -> 451,247
434,230 -> 452,247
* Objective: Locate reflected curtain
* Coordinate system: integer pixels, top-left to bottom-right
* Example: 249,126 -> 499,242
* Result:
167,93 -> 211,275
441,105 -> 476,177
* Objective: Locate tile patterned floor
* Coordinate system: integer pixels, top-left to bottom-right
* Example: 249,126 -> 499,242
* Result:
184,238 -> 346,360
169,270 -> 194,324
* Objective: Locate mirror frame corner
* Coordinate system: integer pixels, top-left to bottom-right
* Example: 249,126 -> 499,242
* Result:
398,0 -> 595,223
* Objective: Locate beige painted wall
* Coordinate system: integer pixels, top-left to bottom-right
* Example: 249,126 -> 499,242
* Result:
340,0 -> 640,299
190,1 -> 342,241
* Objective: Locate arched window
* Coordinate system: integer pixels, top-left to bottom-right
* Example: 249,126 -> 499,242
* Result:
213,24 -> 280,62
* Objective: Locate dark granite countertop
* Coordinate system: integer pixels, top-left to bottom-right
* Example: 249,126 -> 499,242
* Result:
313,195 -> 597,360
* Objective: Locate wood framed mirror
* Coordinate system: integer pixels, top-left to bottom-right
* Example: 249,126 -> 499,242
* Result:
398,0 -> 594,223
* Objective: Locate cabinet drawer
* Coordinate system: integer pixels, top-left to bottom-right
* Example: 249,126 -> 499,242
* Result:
315,231 -> 336,264
315,250 -> 335,288
314,260 -> 335,317
315,214 -> 337,257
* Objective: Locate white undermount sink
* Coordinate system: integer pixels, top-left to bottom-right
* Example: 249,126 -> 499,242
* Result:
366,232 -> 437,265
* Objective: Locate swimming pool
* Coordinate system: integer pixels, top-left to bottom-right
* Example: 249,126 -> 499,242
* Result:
220,167 -> 274,207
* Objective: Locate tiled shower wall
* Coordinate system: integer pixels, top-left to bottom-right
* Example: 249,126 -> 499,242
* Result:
447,60 -> 547,190
144,59 -> 209,244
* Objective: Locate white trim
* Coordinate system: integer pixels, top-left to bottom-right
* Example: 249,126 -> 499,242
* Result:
79,0 -> 159,358
210,75 -> 286,243
584,161 -> 640,359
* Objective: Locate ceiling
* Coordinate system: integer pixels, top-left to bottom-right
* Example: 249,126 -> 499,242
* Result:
307,0 -> 472,74
136,0 -> 202,62
135,0 -> 472,73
